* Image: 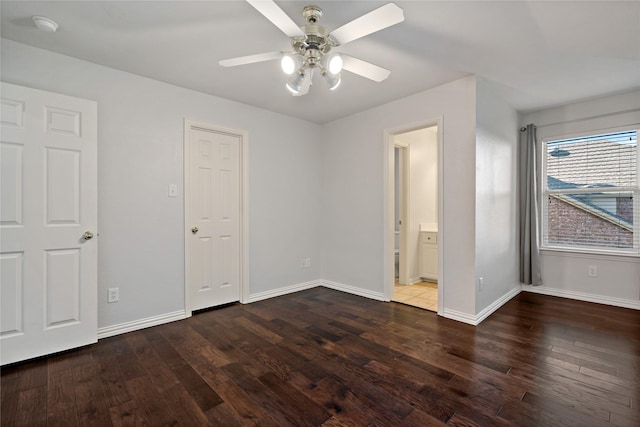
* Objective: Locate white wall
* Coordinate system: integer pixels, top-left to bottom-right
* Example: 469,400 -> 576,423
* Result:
475,77 -> 520,316
395,127 -> 438,282
1,39 -> 323,329
3,38 -> 534,332
520,89 -> 640,309
320,76 -> 478,316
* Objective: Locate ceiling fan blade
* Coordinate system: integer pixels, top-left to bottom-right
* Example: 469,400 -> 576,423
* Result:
247,0 -> 306,38
330,3 -> 404,46
219,51 -> 282,67
341,55 -> 391,82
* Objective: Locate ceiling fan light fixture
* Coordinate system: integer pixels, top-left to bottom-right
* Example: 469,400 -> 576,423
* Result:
221,1 -> 406,96
286,71 -> 306,94
327,54 -> 343,75
280,54 -> 297,75
324,71 -> 341,91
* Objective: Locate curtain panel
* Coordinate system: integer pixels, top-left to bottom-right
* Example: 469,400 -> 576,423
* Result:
519,124 -> 543,285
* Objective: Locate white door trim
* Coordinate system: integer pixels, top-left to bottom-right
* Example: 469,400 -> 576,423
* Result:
183,119 -> 249,315
394,142 -> 410,286
383,117 -> 444,314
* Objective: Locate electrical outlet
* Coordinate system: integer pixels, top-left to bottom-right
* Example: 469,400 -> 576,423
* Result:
305,258 -> 311,268
478,277 -> 484,291
108,287 -> 119,303
588,265 -> 598,277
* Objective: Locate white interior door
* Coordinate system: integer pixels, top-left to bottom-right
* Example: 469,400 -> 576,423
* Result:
187,125 -> 241,311
1,82 -> 98,365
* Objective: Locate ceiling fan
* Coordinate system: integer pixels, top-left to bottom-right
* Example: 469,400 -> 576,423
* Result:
219,0 -> 405,96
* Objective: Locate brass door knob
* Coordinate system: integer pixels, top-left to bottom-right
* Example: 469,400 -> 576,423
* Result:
82,231 -> 94,240
191,226 -> 199,234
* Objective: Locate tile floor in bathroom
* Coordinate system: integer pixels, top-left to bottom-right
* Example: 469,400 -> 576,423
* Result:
393,280 -> 438,312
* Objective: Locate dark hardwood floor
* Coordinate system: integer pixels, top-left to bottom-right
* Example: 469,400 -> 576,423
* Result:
1,288 -> 639,426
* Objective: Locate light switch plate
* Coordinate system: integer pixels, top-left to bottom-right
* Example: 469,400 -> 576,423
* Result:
168,184 -> 178,197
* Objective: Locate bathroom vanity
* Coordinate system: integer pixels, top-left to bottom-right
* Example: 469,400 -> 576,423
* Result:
419,224 -> 438,281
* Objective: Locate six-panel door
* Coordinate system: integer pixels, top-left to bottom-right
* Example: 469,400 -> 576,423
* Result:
188,127 -> 241,311
0,83 -> 97,365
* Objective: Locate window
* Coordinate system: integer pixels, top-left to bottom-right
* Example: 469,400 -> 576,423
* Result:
542,129 -> 639,254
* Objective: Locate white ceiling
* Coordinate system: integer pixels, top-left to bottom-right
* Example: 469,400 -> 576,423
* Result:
2,1 -> 639,124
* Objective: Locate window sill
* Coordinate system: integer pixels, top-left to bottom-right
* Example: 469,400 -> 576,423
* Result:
541,247 -> 640,262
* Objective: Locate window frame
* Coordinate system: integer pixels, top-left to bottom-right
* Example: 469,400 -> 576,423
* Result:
540,125 -> 640,256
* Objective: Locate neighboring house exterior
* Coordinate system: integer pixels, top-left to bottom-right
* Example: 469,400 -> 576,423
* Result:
547,195 -> 633,248
545,138 -> 636,249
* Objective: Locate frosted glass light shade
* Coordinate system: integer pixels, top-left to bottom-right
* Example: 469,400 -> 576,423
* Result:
286,72 -> 306,93
281,55 -> 296,75
328,54 -> 343,75
324,72 -> 341,90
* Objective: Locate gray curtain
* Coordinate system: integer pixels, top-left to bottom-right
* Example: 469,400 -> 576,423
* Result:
519,124 -> 543,285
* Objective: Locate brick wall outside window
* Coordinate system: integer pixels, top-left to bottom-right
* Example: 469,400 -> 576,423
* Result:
548,197 -> 633,248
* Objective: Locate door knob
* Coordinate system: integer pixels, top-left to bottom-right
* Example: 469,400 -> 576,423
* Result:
191,226 -> 199,234
82,231 -> 94,240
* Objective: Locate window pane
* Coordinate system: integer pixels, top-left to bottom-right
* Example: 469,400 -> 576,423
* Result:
546,131 -> 636,190
546,192 -> 634,249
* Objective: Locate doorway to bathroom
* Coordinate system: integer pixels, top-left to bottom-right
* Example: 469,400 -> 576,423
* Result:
385,120 -> 442,313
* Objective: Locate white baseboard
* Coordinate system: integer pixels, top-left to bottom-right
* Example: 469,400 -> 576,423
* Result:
442,308 -> 477,325
522,285 -> 640,310
443,285 -> 521,326
97,310 -> 187,340
96,280 -> 637,342
396,279 -> 423,286
475,285 -> 522,324
96,279 -> 329,340
245,280 -> 321,303
319,280 -> 387,301
95,280 -> 527,340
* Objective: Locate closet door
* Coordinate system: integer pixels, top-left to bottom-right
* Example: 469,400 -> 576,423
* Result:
187,125 -> 241,311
